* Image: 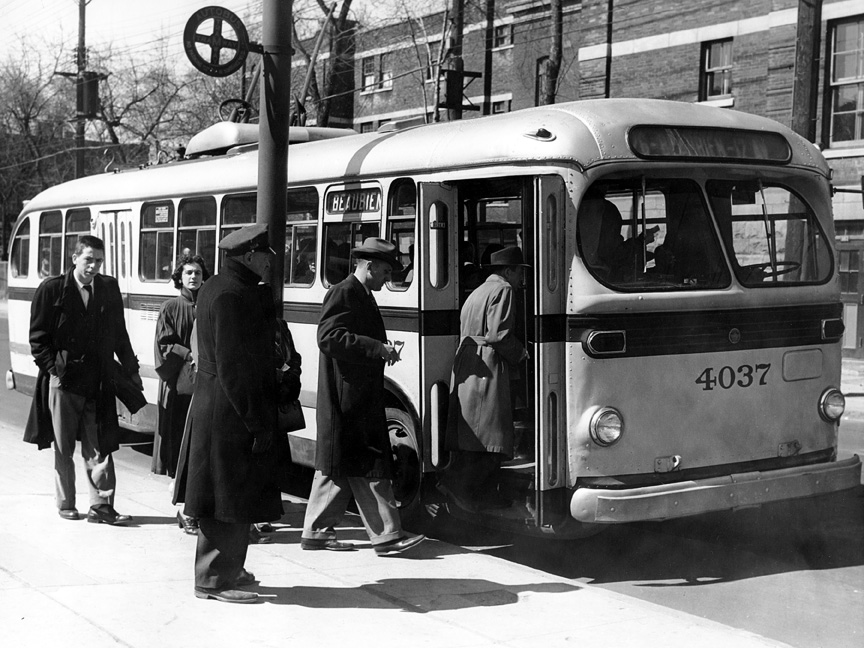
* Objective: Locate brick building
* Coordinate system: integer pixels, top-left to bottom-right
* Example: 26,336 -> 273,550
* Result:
295,0 -> 861,214
292,0 -> 864,350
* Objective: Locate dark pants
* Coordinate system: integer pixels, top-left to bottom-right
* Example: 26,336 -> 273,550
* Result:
194,518 -> 249,589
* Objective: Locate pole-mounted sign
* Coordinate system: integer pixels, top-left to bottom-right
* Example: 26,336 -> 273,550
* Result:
183,6 -> 250,77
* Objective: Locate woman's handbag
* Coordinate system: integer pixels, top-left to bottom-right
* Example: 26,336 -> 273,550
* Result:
276,319 -> 304,432
278,398 -> 305,432
175,361 -> 196,395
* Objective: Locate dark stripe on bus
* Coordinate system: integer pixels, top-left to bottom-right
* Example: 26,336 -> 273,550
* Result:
569,303 -> 842,358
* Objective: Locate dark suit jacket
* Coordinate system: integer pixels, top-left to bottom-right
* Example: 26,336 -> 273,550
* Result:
315,274 -> 392,479
23,270 -> 139,451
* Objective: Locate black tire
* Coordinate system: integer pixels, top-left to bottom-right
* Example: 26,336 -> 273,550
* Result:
386,407 -> 424,525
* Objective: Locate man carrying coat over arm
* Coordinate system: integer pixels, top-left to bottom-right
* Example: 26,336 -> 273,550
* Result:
24,235 -> 142,525
175,223 -> 283,604
300,238 -> 425,556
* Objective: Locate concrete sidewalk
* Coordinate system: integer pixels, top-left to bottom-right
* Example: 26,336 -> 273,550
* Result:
0,422 -> 790,648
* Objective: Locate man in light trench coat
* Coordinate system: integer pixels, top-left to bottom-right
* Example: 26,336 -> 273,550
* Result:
439,245 -> 530,511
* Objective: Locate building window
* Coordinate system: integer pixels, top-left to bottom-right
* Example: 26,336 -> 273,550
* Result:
700,39 -> 733,100
359,122 -> 375,133
494,24 -> 512,48
492,100 -> 511,114
361,54 -> 392,92
426,41 -> 440,82
839,249 -> 860,293
829,17 -> 864,144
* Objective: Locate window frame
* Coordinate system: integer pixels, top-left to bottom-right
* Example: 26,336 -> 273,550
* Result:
827,16 -> 864,146
699,38 -> 734,101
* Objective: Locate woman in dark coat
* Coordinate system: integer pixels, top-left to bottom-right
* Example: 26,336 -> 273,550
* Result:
152,254 -> 209,478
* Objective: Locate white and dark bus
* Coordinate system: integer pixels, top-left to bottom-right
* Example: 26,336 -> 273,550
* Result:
7,99 -> 861,537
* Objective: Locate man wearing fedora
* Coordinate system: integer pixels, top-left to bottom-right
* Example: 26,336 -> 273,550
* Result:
300,238 -> 425,556
176,223 -> 284,603
440,245 -> 530,511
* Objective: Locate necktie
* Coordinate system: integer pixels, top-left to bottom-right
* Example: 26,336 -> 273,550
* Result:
83,284 -> 92,311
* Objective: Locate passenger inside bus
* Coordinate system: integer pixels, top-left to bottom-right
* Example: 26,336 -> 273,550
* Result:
578,194 -> 655,282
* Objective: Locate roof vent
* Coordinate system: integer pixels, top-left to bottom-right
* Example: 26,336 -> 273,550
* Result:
524,127 -> 556,142
185,123 -> 358,158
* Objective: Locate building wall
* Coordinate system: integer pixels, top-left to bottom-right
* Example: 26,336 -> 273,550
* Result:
293,0 -> 863,222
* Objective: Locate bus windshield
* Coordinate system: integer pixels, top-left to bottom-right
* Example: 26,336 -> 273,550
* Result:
706,180 -> 832,286
577,177 -> 731,290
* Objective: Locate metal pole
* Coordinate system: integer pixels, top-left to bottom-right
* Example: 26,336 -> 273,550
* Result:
75,0 -> 86,178
257,0 -> 293,308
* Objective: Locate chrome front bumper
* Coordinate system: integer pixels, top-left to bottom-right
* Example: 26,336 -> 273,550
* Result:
570,455 -> 862,524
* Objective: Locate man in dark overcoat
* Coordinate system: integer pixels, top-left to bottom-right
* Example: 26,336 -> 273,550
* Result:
175,223 -> 283,604
24,235 -> 142,525
439,246 -> 530,511
300,238 -> 425,556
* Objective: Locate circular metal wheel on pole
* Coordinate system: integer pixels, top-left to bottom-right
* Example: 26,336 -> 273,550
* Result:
183,6 -> 250,77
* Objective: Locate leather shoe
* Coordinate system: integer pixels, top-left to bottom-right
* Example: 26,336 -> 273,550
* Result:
177,511 -> 198,535
374,534 -> 426,556
248,526 -> 273,544
194,587 -> 259,604
234,569 -> 256,587
87,505 -> 132,526
300,538 -> 356,551
58,508 -> 79,520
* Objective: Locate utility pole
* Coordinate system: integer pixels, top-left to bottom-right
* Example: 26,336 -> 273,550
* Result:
482,0 -> 494,115
447,0 -> 465,121
791,0 -> 822,140
75,0 -> 87,178
257,0 -> 293,308
541,0 -> 562,105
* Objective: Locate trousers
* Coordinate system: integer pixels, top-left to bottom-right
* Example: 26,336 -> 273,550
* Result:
195,518 -> 250,589
302,470 -> 402,546
48,375 -> 115,510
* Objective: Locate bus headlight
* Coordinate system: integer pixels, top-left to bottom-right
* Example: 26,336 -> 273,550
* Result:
590,407 -> 624,446
819,388 -> 845,422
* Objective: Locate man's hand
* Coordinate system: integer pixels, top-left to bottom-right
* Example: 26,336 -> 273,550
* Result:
252,429 -> 273,454
380,342 -> 401,366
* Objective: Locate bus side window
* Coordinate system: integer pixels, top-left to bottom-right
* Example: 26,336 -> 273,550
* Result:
39,211 -> 63,278
141,201 -> 175,281
286,187 -> 320,287
64,209 -> 90,273
323,221 -> 380,287
179,197 -> 217,276
10,219 -> 30,278
387,179 -> 416,290
220,193 -> 257,270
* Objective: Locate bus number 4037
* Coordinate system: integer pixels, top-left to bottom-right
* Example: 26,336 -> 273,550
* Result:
695,364 -> 771,391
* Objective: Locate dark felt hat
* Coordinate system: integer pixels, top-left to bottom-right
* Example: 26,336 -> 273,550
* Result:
218,223 -> 274,255
488,246 -> 530,267
351,238 -> 403,271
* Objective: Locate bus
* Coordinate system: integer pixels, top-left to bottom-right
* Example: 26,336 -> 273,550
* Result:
7,99 -> 861,538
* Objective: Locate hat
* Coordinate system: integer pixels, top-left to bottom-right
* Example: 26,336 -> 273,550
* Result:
488,246 -> 530,267
351,238 -> 403,271
218,223 -> 274,256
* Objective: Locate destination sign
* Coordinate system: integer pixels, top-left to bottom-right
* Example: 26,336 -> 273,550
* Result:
628,126 -> 791,164
326,188 -> 382,214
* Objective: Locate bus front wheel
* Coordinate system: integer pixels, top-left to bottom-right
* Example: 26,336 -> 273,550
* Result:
386,407 -> 424,524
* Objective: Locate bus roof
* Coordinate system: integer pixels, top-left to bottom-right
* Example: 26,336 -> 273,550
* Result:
20,99 -> 827,214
